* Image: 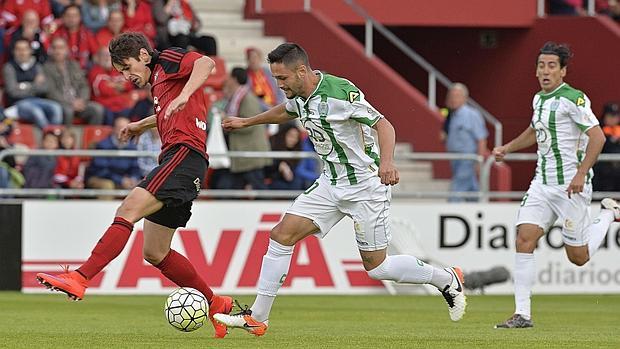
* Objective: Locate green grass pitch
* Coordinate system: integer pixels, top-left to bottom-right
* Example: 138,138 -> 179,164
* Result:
0,292 -> 618,349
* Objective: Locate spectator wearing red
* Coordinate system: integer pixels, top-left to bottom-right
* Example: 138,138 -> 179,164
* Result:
95,9 -> 123,49
6,10 -> 49,64
54,128 -> 84,188
52,4 -> 98,69
245,47 -> 284,112
122,0 -> 156,46
88,47 -> 151,124
1,0 -> 54,30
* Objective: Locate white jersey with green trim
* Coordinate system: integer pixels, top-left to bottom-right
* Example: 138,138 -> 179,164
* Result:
285,71 -> 384,186
530,82 -> 599,186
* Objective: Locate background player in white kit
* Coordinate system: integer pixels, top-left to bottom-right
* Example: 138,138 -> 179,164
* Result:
215,43 -> 466,336
493,42 -> 620,328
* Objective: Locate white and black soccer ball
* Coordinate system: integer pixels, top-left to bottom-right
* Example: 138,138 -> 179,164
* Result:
164,287 -> 209,332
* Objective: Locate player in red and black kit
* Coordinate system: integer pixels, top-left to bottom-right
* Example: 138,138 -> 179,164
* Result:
36,33 -> 234,338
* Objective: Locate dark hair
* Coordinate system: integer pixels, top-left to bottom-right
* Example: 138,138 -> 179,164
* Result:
109,32 -> 153,66
230,67 -> 248,85
538,41 -> 572,68
61,4 -> 81,16
12,38 -> 31,49
267,43 -> 309,67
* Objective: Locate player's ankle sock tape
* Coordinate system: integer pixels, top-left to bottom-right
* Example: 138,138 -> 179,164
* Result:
256,239 -> 293,297
266,239 -> 294,258
367,255 -> 433,284
77,216 -> 134,279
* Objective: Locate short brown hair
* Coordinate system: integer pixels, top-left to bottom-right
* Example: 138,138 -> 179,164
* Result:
109,32 -> 154,67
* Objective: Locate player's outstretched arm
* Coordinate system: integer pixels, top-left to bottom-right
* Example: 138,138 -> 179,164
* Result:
373,118 -> 399,186
492,126 -> 536,162
222,103 -> 289,131
165,56 -> 215,119
119,114 -> 157,142
567,125 -> 605,197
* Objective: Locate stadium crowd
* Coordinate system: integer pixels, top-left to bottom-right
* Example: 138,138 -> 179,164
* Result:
0,0 -> 319,194
0,0 -> 616,195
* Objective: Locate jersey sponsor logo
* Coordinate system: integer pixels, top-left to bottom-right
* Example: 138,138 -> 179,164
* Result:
303,119 -> 333,156
154,96 -> 161,113
348,91 -> 360,103
195,117 -> 207,131
533,121 -> 551,155
550,100 -> 560,111
576,97 -> 585,107
318,101 -> 329,116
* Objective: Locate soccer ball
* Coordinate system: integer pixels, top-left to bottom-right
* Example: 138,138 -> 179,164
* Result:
164,287 -> 209,332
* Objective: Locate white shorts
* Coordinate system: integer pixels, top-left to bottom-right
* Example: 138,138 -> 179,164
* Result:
287,174 -> 392,251
516,181 -> 592,246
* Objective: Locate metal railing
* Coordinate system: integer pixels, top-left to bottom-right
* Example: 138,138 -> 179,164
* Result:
1,148 -> 619,201
255,0 -> 312,13
252,0 -> 504,148
479,153 -> 620,201
0,148 -> 483,199
342,0 -> 503,148
538,0 -> 597,17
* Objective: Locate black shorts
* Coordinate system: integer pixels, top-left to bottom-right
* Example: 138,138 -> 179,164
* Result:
138,144 -> 207,229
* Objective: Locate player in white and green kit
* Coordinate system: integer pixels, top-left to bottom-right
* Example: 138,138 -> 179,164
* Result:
214,43 -> 466,336
493,42 -> 620,328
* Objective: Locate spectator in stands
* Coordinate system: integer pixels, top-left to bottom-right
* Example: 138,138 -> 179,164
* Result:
608,0 -> 620,21
44,36 -> 105,125
3,38 -> 63,129
137,127 -> 161,176
85,116 -> 141,193
81,0 -> 121,33
245,47 -> 285,112
1,0 -> 54,30
295,136 -> 320,189
51,0 -> 83,19
122,0 -> 156,47
444,83 -> 488,202
0,111 -> 24,189
23,129 -> 60,188
88,47 -> 151,124
52,4 -> 98,69
222,67 -> 271,190
593,102 -> 620,192
54,128 -> 84,188
152,0 -> 216,55
95,9 -> 123,49
6,10 -> 49,63
549,0 -> 585,15
267,122 -> 304,190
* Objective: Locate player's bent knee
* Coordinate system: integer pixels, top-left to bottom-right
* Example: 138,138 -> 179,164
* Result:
568,254 -> 589,266
515,234 -> 537,252
269,225 -> 297,246
367,258 -> 390,280
143,249 -> 167,265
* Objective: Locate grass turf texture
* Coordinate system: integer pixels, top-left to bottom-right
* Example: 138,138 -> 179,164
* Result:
0,292 -> 618,349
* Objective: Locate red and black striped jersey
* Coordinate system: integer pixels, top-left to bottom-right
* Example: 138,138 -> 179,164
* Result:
147,47 -> 208,159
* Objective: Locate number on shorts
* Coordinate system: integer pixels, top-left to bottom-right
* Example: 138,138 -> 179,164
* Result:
304,181 -> 319,195
520,193 -> 529,207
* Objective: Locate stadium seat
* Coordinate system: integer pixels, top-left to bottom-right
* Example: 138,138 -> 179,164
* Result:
204,56 -> 227,90
42,125 -> 66,136
7,123 -> 37,148
81,125 -> 113,149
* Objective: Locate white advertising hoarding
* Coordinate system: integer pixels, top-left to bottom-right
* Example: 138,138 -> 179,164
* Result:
22,200 -> 620,294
